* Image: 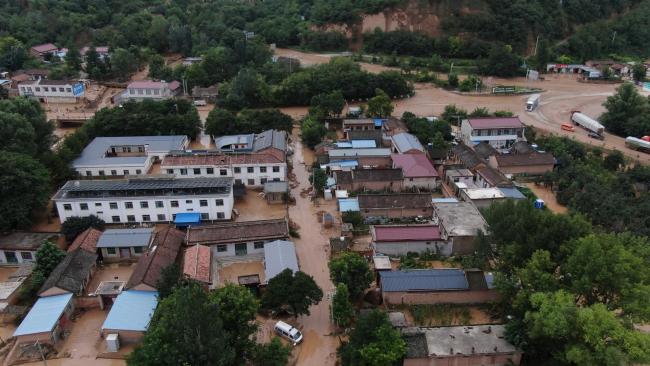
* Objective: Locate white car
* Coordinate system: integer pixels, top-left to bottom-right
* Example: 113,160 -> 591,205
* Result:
193,100 -> 207,106
274,321 -> 303,345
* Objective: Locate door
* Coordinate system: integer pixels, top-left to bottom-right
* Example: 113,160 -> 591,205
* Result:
235,243 -> 248,256
120,248 -> 131,258
5,251 -> 17,264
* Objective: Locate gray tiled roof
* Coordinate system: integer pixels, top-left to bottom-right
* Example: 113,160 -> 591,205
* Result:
73,136 -> 187,168
263,240 -> 299,282
39,249 -> 98,295
252,130 -> 287,152
97,228 -> 154,248
392,132 -> 425,153
214,134 -> 254,150
380,269 -> 469,292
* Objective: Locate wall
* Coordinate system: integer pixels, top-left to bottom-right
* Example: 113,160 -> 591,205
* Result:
75,160 -> 151,177
488,157 -> 554,176
357,156 -> 393,168
100,247 -> 143,262
212,239 -> 273,258
164,163 -> 287,187
450,236 -> 477,255
361,207 -> 433,219
74,295 -> 101,310
0,249 -> 36,265
382,289 -> 500,305
340,179 -> 403,192
404,353 -> 521,366
374,240 -> 451,256
101,329 -> 145,344
404,177 -> 438,190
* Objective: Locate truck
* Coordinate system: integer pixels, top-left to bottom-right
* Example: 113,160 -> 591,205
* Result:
625,137 -> 650,153
571,111 -> 605,136
526,94 -> 540,112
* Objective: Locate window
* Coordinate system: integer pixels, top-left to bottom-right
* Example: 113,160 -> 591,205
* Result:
136,169 -> 142,174
125,202 -> 134,209
95,202 -> 102,207
247,167 -> 254,173
157,214 -> 166,221
235,179 -> 242,185
206,168 -> 214,175
171,201 -> 179,207
217,212 -> 225,219
185,200 -> 193,204
43,87 -> 49,92
193,168 -> 201,175
112,216 -> 120,223
180,169 -> 188,175
260,178 -> 267,184
155,201 -> 164,208
273,178 -> 281,182
216,245 -> 227,252
247,179 -> 255,186
215,199 -> 223,206
153,89 -> 160,95
234,167 -> 241,173
167,169 -> 174,174
63,204 -> 72,211
260,167 -> 267,173
140,201 -> 149,208
134,246 -> 143,254
59,87 -> 64,92
142,215 -> 151,222
109,202 -> 118,209
98,170 -> 105,176
86,171 -> 92,176
200,200 -> 208,207
254,241 -> 265,249
35,87 -> 41,92
66,87 -> 71,92
127,215 -> 136,222
123,170 -> 130,175
80,203 -> 88,210
107,247 -> 116,255
21,252 -> 33,261
110,170 -> 117,176
273,166 -> 280,173
200,213 -> 209,220
138,146 -> 145,153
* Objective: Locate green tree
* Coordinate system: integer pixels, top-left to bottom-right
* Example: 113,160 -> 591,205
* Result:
0,111 -> 37,156
310,167 -> 328,193
603,150 -> 625,171
332,283 -> 354,328
148,17 -> 170,52
221,68 -> 271,110
64,46 -> 82,72
329,252 -> 373,300
482,44 -> 521,77
366,89 -> 393,118
338,310 -> 406,366
632,64 -> 647,82
168,24 -> 193,56
600,82 -> 649,137
111,48 -> 137,81
60,215 -> 105,241
447,73 -> 459,88
535,38 -> 551,72
0,36 -> 27,70
156,263 -> 182,300
311,90 -> 345,118
261,269 -> 323,318
148,54 -> 171,80
35,240 -> 66,278
249,337 -> 291,366
459,75 -> 483,92
205,108 -> 237,137
301,117 -> 327,148
210,283 -> 259,357
441,104 -> 467,125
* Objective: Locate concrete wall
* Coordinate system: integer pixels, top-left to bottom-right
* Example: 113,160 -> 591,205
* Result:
450,236 -> 478,255
339,180 -> 403,192
75,160 -> 152,177
374,240 -> 452,256
164,163 -> 287,187
404,177 -> 438,190
488,157 -> 554,176
100,247 -> 144,262
361,207 -> 433,219
382,289 -> 500,305
357,157 -> 392,168
404,353 -> 522,366
211,240 -> 272,258
102,329 -> 146,344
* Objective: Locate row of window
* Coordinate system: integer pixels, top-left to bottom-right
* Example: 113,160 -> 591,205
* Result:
471,128 -> 523,136
169,166 -> 281,175
2,250 -> 33,263
109,212 -> 225,223
21,86 -> 72,93
104,246 -> 143,255
63,199 -> 225,211
85,168 -> 143,176
215,241 -> 265,252
129,88 -> 163,96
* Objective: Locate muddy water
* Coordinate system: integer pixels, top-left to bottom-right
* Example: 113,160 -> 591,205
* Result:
523,183 -> 568,214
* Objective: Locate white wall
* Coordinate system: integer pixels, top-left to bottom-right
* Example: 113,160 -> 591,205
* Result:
460,120 -> 524,148
75,160 -> 152,177
0,249 -> 37,265
126,87 -> 172,100
164,163 -> 287,187
211,240 -> 274,257
19,83 -> 76,98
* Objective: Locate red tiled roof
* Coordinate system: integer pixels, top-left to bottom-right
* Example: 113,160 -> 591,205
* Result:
126,227 -> 184,290
68,228 -> 101,253
373,225 -> 441,242
494,153 -> 555,167
187,219 -> 288,245
467,117 -> 524,129
31,43 -> 57,53
168,80 -> 181,91
162,152 -> 284,166
183,245 -> 211,284
391,154 -> 439,178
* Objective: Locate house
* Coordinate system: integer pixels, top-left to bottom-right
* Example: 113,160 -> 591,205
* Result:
342,118 -> 384,137
73,135 -> 189,177
29,43 -> 59,58
473,141 -> 498,159
348,129 -> 383,146
459,187 -> 525,209
339,198 -> 360,213
0,232 -> 60,265
402,325 -> 522,366
186,219 -> 289,257
39,249 -> 98,297
53,176 -> 235,224
263,240 -> 299,283
379,268 -> 499,305
13,293 -> 74,345
586,60 -> 629,75
475,165 -> 512,188
371,225 -> 447,256
391,133 -> 425,154
122,80 -> 180,101
0,265 -> 34,306
67,228 -> 101,254
392,154 -> 439,190
101,290 -> 158,344
191,85 -> 218,101
18,79 -> 84,103
336,140 -> 377,149
433,202 -> 488,255
450,143 -> 486,171
214,130 -> 288,156
12,69 -> 50,81
444,168 -> 474,191
358,193 -> 433,219
460,117 -> 526,149
183,245 -> 211,285
264,181 -> 289,204
126,227 -> 184,291
97,228 -> 154,262
328,148 -> 392,168
489,152 -> 556,176
335,169 -> 404,192
80,46 -> 109,60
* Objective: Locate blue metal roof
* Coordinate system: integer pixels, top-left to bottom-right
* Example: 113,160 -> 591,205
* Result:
339,198 -> 360,212
351,140 -> 377,148
14,293 -> 73,337
335,142 -> 353,148
174,212 -> 201,225
380,269 -> 469,292
373,119 -> 385,127
432,198 -> 459,204
97,228 -> 154,248
325,160 -> 359,168
102,291 -> 158,332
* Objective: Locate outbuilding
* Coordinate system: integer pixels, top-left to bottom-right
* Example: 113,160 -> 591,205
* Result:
101,290 -> 158,344
371,225 -> 448,256
97,228 -> 154,262
13,293 -> 74,345
263,240 -> 299,283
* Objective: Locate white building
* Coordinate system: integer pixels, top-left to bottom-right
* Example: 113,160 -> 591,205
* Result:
18,79 -> 84,103
122,80 -> 180,101
0,233 -> 61,265
53,177 -> 234,224
72,136 -> 189,177
460,117 -> 525,149
161,151 -> 287,187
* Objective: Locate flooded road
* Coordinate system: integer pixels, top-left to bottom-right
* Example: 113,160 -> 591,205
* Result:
523,183 -> 568,214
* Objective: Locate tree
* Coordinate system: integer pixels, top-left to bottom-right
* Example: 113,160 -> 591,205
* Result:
603,150 -> 625,171
441,104 -> 467,125
332,283 -> 354,328
64,46 -> 82,73
261,269 -> 323,318
366,89 -> 393,118
60,215 -> 105,241
156,263 -> 182,300
205,108 -> 238,137
0,97 -> 54,158
249,337 -> 291,366
600,82 -> 649,137
311,90 -> 345,118
482,44 -> 521,77
168,24 -> 193,56
0,152 -> 50,231
310,167 -> 328,193
535,38 -> 551,72
0,36 -> 27,71
35,240 -> 66,278
221,68 -> 271,110
210,284 -> 259,357
111,48 -> 137,81
632,64 -> 647,83
148,17 -> 170,52
0,111 -> 37,156
338,310 -> 406,366
447,73 -> 459,88
459,75 -> 483,92
148,54 -> 171,80
329,252 -> 373,300
301,117 -> 327,148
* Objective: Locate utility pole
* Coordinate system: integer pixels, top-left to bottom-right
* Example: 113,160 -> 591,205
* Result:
534,35 -> 540,56
612,31 -> 617,43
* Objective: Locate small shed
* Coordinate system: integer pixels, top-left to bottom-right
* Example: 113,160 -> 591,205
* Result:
97,228 -> 153,262
338,198 -> 360,213
174,212 -> 201,228
263,240 -> 299,283
264,181 -> 288,204
101,290 -> 158,344
13,293 -> 74,345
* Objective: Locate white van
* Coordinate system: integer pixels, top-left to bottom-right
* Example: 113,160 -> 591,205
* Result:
193,99 -> 207,106
274,321 -> 303,345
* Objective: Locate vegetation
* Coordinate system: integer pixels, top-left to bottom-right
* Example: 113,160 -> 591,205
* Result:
21,241 -> 66,302
365,89 -> 394,118
301,117 -> 327,148
60,215 -> 105,242
408,304 -> 472,326
155,263 -> 182,300
205,108 -> 293,137
329,252 -> 373,300
310,167 -> 328,193
332,283 -> 355,328
600,82 -> 650,137
338,310 -> 406,366
261,269 -> 323,318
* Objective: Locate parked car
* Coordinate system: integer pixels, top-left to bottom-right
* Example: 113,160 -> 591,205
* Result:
274,321 -> 303,345
588,131 -> 605,140
561,123 -> 575,132
193,100 -> 207,106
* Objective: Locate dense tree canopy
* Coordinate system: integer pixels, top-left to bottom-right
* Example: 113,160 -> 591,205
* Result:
261,269 -> 323,317
329,252 -> 373,300
600,83 -> 650,138
338,310 -> 406,366
60,215 -> 105,242
205,108 -> 293,137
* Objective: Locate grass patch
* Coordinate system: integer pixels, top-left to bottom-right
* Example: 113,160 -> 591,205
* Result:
408,304 -> 472,326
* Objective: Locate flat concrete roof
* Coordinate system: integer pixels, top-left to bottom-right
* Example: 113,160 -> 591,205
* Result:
403,325 -> 519,357
434,202 -> 487,237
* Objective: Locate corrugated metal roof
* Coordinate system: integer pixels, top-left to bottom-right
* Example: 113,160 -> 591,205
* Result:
101,291 -> 158,332
498,187 -> 526,200
391,133 -> 425,153
380,269 -> 469,292
263,240 -> 299,283
329,148 -> 391,158
391,154 -> 438,178
72,136 -> 187,168
373,225 -> 441,242
339,198 -> 360,212
14,293 -> 73,336
97,228 -> 153,248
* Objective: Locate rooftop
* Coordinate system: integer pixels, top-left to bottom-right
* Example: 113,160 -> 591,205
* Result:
214,134 -> 254,150
358,193 -> 432,210
433,202 -> 488,237
183,245 -> 211,284
452,143 -> 486,170
343,118 -> 376,125
373,255 -> 392,270
13,293 -> 73,337
392,132 -> 425,153
97,228 -> 154,248
72,136 -> 187,168
494,152 -> 556,167
402,325 -> 519,358
252,129 -> 288,152
67,228 -> 101,253
162,151 -> 284,166
380,269 -> 469,292
126,227 -> 184,290
329,148 -> 392,158
335,140 -> 377,149
264,181 -> 288,193
0,232 -> 59,251
473,142 -> 498,159
336,169 -> 403,185
339,198 -> 360,212
466,117 -> 524,129
31,43 -> 58,53
391,154 -> 438,178
373,225 -> 441,242
462,187 -> 506,200
476,166 -> 511,187
39,249 -> 98,295
187,219 -> 289,245
263,240 -> 299,283
127,80 -> 173,89
102,290 -> 158,332
445,169 -> 473,178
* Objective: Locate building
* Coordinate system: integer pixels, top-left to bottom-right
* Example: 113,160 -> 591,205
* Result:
126,227 -> 184,291
73,135 -> 188,177
433,202 -> 488,255
29,43 -> 60,58
343,118 -> 384,133
18,79 -> 84,103
488,152 -> 555,176
122,80 -> 180,101
358,193 -> 433,219
450,143 -> 486,171
475,165 -> 512,188
392,154 -> 439,190
186,219 -> 289,257
0,232 -> 60,265
80,46 -> 109,60
335,140 -> 377,149
402,324 -> 522,366
459,187 -> 525,209
444,168 -> 474,191
39,249 -> 98,297
264,181 -> 289,204
161,150 -> 287,187
214,129 -> 288,155
348,130 -> 383,146
97,228 -> 154,262
13,293 -> 74,345
380,269 -> 498,305
183,245 -> 211,285
53,176 -> 235,224
335,169 -> 404,192
391,133 -> 425,154
460,117 -> 526,149
371,225 -> 447,256
191,85 -> 218,101
0,265 -> 34,306
101,290 -> 158,344
183,57 -> 203,66
263,240 -> 299,283
328,148 -> 392,168
67,228 -> 101,253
